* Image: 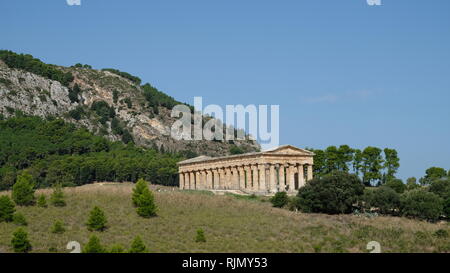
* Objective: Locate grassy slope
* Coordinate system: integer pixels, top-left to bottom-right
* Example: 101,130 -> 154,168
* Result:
0,183 -> 449,253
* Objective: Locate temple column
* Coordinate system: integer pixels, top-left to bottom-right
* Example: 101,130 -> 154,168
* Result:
238,166 -> 245,190
252,165 -> 259,191
245,165 -> 252,190
206,170 -> 212,189
269,164 -> 277,193
288,164 -> 296,193
189,171 -> 195,190
212,168 -> 219,189
230,167 -> 238,190
298,164 -> 305,188
279,164 -> 285,192
258,164 -> 267,192
179,172 -> 185,189
184,172 -> 190,189
307,164 -> 313,181
218,168 -> 225,189
200,170 -> 207,190
195,171 -> 201,190
225,167 -> 231,189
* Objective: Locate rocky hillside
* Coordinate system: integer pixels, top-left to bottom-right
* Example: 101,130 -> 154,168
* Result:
0,51 -> 259,157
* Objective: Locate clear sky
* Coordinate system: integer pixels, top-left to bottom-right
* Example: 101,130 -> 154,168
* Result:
1,0 -> 449,180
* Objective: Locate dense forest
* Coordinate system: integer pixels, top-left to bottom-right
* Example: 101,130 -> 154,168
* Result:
0,115 -> 182,190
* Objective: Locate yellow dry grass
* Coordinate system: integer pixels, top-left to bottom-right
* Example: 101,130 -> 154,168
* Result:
0,183 -> 449,253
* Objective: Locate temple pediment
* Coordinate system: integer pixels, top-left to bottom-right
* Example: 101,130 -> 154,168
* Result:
262,145 -> 314,156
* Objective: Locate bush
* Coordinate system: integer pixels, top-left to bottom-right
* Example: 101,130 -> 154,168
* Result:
296,171 -> 364,214
86,206 -> 107,231
270,192 -> 289,208
51,220 -> 65,234
129,236 -> 147,253
362,186 -> 400,215
433,229 -> 448,238
12,171 -> 35,206
400,189 -> 444,222
110,244 -> 125,253
384,179 -> 406,194
37,194 -> 47,208
444,197 -> 450,218
12,213 -> 27,226
11,228 -> 32,253
83,235 -> 106,253
0,195 -> 15,222
132,178 -> 149,207
195,229 -> 206,243
136,190 -> 157,218
50,183 -> 66,207
428,179 -> 450,199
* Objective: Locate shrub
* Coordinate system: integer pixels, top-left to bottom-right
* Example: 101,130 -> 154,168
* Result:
400,189 -> 444,222
433,229 -> 448,238
270,192 -> 289,208
37,194 -> 47,208
51,220 -> 65,234
444,197 -> 450,218
83,235 -> 106,253
132,178 -> 149,207
129,236 -> 147,253
384,179 -> 406,194
12,171 -> 35,206
12,213 -> 27,226
362,186 -> 400,215
110,244 -> 125,253
11,228 -> 32,253
0,195 -> 15,222
296,171 -> 364,214
50,183 -> 66,207
195,229 -> 206,243
136,189 -> 157,218
86,206 -> 107,231
428,179 -> 450,199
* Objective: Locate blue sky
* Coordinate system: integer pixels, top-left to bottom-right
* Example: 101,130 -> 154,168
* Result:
1,0 -> 449,180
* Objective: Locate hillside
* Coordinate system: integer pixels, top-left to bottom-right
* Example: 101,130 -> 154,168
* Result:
0,183 -> 449,253
0,50 -> 259,157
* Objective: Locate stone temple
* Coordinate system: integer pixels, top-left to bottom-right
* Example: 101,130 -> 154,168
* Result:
178,145 -> 314,195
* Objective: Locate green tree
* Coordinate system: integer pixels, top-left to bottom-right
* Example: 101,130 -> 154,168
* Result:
50,183 -> 66,207
406,177 -> 420,191
360,147 -> 384,186
383,148 -> 400,182
0,196 -> 15,222
337,145 -> 354,172
195,229 -> 206,243
384,178 -> 406,194
132,178 -> 150,206
129,236 -> 147,253
428,179 -> 450,199
12,171 -> 35,206
362,186 -> 400,215
51,220 -> 65,234
270,192 -> 289,208
420,167 -> 447,185
83,235 -> 106,253
37,194 -> 47,208
86,206 -> 107,231
136,189 -> 157,218
296,171 -> 364,214
11,228 -> 32,253
352,149 -> 363,177
400,189 -> 444,222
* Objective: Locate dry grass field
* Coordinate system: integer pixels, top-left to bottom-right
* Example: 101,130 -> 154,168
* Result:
0,183 -> 449,253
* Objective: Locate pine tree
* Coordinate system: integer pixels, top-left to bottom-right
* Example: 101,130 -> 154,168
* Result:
37,194 -> 47,208
136,189 -> 157,218
11,228 -> 32,253
86,206 -> 107,231
0,195 -> 15,222
12,172 -> 35,206
50,183 -> 66,207
83,235 -> 106,253
51,220 -> 65,234
129,236 -> 147,253
195,229 -> 206,243
132,178 -> 149,207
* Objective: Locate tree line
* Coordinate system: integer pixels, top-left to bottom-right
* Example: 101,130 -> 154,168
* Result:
0,115 -> 182,190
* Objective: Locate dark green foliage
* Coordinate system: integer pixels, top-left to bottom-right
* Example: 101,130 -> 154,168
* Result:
111,118 -> 124,135
384,179 -> 406,194
123,97 -> 132,108
68,84 -> 81,103
296,171 -> 364,214
142,83 -> 183,110
132,179 -> 157,217
0,50 -> 73,86
12,213 -> 27,226
102,68 -> 142,85
86,206 -> 107,231
444,197 -> 450,218
83,235 -> 106,253
428,179 -> 450,199
68,106 -> 85,120
90,100 -> 115,125
129,236 -> 147,253
51,220 -> 65,234
420,167 -> 447,185
0,196 -> 15,222
112,90 -> 119,104
195,229 -> 206,243
0,116 -> 180,190
362,186 -> 400,215
270,192 -> 289,208
37,194 -> 47,207
433,229 -> 448,238
132,178 -> 149,206
406,177 -> 420,191
50,183 -> 66,207
400,189 -> 444,222
12,171 -> 35,206
72,63 -> 92,69
11,228 -> 32,253
229,145 -> 245,155
121,129 -> 133,144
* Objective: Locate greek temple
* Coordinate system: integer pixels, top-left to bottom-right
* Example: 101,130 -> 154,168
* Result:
178,145 -> 314,195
